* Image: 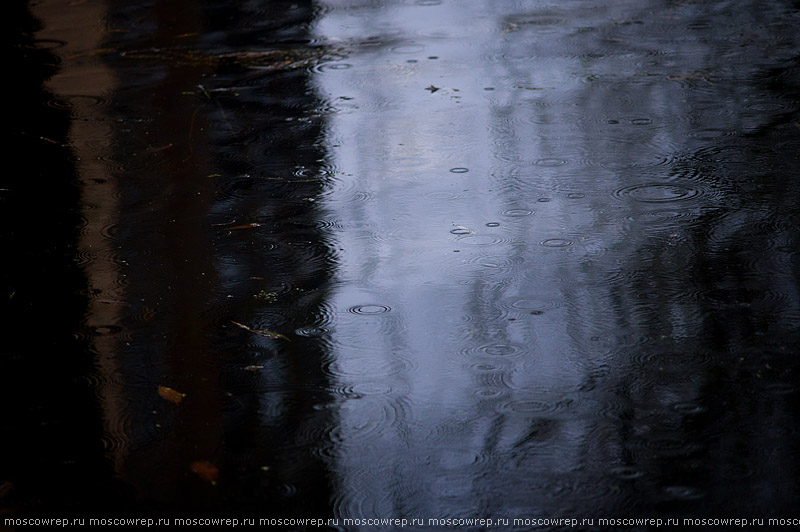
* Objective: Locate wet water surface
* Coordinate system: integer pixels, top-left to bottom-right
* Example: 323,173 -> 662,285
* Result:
5,0 -> 800,526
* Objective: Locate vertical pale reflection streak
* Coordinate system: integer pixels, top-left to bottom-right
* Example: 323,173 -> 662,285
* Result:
32,0 -> 126,471
312,0 -> 567,518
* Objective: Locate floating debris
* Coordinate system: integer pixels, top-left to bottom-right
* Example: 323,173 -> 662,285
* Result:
226,222 -> 264,230
190,460 -> 219,485
231,321 -> 290,341
157,386 -> 186,405
253,290 -> 278,302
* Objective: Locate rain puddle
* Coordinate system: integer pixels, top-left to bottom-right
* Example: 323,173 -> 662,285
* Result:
5,0 -> 800,525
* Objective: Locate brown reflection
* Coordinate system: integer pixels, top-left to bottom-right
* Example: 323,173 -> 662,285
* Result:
34,0 -> 224,506
32,0 -> 126,474
35,0 -> 335,516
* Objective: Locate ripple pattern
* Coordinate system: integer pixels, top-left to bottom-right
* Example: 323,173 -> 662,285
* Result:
613,183 -> 703,203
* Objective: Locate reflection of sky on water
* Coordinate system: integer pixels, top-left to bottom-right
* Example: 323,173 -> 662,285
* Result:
312,0 -> 800,519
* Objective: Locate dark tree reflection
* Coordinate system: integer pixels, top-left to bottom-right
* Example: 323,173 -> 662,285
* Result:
26,0 -> 337,518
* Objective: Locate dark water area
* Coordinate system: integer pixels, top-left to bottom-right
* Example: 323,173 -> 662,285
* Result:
4,0 -> 800,529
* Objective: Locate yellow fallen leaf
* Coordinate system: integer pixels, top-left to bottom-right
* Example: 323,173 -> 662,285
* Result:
158,386 -> 186,404
190,460 -> 219,485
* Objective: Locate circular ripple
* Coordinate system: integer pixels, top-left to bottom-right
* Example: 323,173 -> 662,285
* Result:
102,410 -> 135,455
322,353 -> 416,379
328,383 -> 374,400
645,436 -> 700,457
499,400 -> 556,414
311,62 -> 353,73
79,366 -> 115,391
468,362 -> 505,372
298,300 -> 336,326
609,466 -> 646,480
315,218 -> 345,230
327,398 -> 414,453
390,44 -> 426,54
347,304 -> 391,315
475,388 -> 506,399
688,128 -> 732,140
421,190 -> 463,201
672,402 -> 707,415
573,241 -> 609,261
480,343 -> 528,357
47,94 -> 109,111
629,349 -> 716,370
90,324 -> 123,336
294,325 -> 330,337
449,167 -> 469,173
663,486 -> 705,500
453,234 -> 514,246
535,158 -> 567,167
351,382 -> 394,396
455,253 -> 524,276
578,140 -> 681,172
499,297 -> 561,314
278,484 -> 298,498
282,240 -> 336,280
613,183 -> 702,203
460,342 -> 529,360
540,238 -> 573,248
330,467 -> 396,521
501,208 -> 534,217
32,38 -> 67,50
625,208 -> 697,224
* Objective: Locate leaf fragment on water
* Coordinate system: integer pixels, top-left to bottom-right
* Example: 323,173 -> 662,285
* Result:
190,460 -> 219,485
158,386 -> 186,404
230,321 -> 290,341
227,223 -> 264,230
147,143 -> 173,152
